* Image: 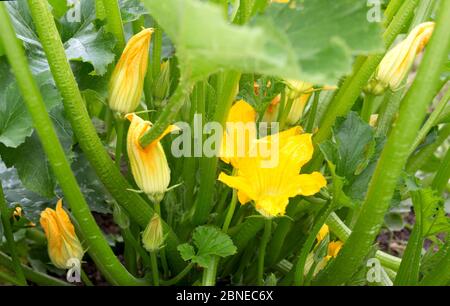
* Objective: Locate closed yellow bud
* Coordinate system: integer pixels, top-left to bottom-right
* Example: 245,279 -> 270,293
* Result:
142,214 -> 165,252
325,240 -> 343,261
316,224 -> 329,243
40,200 -> 84,269
126,113 -> 178,203
286,93 -> 312,126
109,28 -> 153,114
367,22 -> 435,95
285,80 -> 314,99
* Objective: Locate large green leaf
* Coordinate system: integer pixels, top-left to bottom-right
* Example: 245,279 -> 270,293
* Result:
0,70 -> 61,148
177,225 -> 237,268
0,105 -> 74,198
119,0 -> 148,23
7,1 -> 116,76
143,0 -> 383,84
412,188 -> 450,237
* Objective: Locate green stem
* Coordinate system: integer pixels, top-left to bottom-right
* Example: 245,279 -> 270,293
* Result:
0,182 -> 27,285
95,0 -> 106,20
122,226 -> 152,269
192,71 -> 241,225
161,262 -> 194,286
383,0 -> 404,26
410,88 -> 450,155
305,91 -> 320,133
115,117 -> 125,167
0,269 -> 21,285
81,268 -> 94,286
122,226 -> 138,276
150,252 -> 160,286
151,21 -> 162,83
407,124 -> 450,173
257,219 -> 272,285
0,3 -> 147,286
25,0 -> 184,273
202,256 -> 219,286
139,79 -> 194,147
361,93 -> 376,122
102,0 -> 126,54
394,221 -> 423,285
222,190 -> 238,233
431,146 -> 450,194
375,89 -> 404,137
0,252 -> 71,286
312,0 -> 420,152
316,0 -> 450,285
293,203 -> 332,286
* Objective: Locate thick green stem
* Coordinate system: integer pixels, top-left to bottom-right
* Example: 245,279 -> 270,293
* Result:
151,21 -> 162,82
95,0 -> 106,20
26,0 -> 184,273
294,203 -> 332,285
407,124 -> 450,173
0,182 -> 27,285
410,88 -> 450,155
316,0 -> 450,285
312,0 -> 419,150
375,89 -> 404,137
394,222 -> 423,285
192,71 -> 241,225
361,93 -> 376,122
150,252 -> 160,286
202,256 -> 219,286
102,0 -> 125,54
326,212 -> 401,271
257,219 -> 272,285
431,146 -> 450,194
384,0 -> 404,26
0,2 -> 147,286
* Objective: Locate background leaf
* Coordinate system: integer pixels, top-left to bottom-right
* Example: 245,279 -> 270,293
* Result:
143,0 -> 383,84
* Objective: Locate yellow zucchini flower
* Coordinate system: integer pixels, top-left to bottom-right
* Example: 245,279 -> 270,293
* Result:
220,100 -> 257,168
367,22 -> 435,94
40,200 -> 84,269
218,127 -> 326,218
109,28 -> 153,114
126,113 -> 178,203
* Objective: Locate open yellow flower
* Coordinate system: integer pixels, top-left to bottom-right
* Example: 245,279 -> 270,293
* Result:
367,22 -> 435,94
220,100 -> 257,168
40,200 -> 84,269
218,127 -> 326,218
109,28 -> 153,114
126,113 -> 178,203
